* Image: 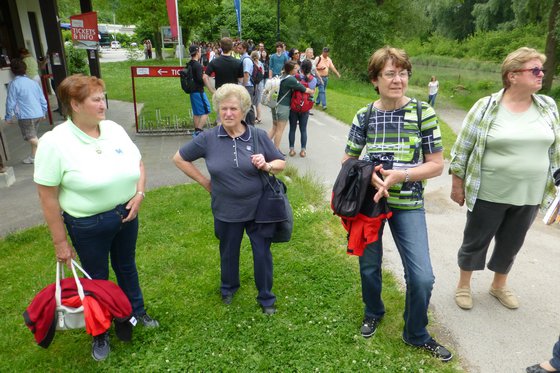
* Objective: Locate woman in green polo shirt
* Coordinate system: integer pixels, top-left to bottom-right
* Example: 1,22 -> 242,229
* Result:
34,74 -> 159,361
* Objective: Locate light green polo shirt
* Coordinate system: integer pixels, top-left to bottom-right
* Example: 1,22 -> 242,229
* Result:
478,104 -> 554,205
34,119 -> 141,217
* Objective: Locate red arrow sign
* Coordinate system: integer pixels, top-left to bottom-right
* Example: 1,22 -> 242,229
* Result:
132,66 -> 183,77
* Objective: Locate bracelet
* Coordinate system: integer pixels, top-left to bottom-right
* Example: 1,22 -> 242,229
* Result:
137,191 -> 146,198
267,163 -> 273,173
403,169 -> 410,183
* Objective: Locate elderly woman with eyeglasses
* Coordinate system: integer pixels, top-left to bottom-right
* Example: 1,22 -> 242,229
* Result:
450,47 -> 560,312
341,46 -> 451,362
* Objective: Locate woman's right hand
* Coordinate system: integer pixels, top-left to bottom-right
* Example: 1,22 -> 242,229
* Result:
55,241 -> 75,266
450,174 -> 465,206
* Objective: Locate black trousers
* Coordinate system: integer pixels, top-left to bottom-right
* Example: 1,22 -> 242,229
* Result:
458,199 -> 539,273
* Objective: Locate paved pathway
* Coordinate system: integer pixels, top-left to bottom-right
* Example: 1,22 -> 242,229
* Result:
1,98 -> 559,372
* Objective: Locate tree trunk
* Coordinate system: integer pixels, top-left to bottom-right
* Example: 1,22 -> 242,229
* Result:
543,0 -> 560,92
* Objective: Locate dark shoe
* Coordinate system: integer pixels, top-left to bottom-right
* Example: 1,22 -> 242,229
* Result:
192,128 -> 203,137
360,316 -> 381,338
403,337 -> 453,362
222,294 -> 233,305
527,364 -> 560,372
261,304 -> 276,315
91,332 -> 110,361
136,312 -> 160,328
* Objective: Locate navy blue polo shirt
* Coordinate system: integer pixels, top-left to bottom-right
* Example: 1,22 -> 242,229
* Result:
178,123 -> 284,222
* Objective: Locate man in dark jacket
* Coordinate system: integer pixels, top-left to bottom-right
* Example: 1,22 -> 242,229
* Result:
188,45 -> 211,136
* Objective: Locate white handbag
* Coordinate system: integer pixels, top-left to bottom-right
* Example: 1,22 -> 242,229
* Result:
55,259 -> 92,330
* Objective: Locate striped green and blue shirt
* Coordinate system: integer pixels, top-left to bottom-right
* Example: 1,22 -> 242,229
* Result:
345,99 -> 443,209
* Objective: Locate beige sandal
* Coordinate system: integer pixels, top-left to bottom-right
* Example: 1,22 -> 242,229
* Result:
455,287 -> 473,310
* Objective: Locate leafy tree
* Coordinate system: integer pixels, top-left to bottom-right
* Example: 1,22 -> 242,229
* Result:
424,0 -> 479,40
472,0 -> 515,31
117,0 -> 220,59
543,0 -> 560,91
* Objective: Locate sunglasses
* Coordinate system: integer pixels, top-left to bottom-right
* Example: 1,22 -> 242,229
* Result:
512,67 -> 546,76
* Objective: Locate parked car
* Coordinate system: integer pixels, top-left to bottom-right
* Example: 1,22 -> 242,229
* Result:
130,42 -> 138,47
110,41 -> 121,49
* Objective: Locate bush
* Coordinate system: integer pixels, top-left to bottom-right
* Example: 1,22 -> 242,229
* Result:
63,45 -> 89,75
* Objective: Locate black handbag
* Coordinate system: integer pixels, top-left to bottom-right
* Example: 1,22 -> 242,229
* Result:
252,127 -> 293,242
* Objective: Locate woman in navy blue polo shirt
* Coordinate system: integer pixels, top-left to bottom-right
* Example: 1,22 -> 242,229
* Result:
173,84 -> 286,315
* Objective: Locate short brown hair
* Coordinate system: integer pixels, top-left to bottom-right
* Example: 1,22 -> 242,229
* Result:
367,46 -> 412,82
501,47 -> 546,89
220,37 -> 233,53
10,58 -> 26,76
57,74 -> 105,117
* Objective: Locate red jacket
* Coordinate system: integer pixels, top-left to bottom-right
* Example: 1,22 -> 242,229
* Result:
23,277 -> 133,348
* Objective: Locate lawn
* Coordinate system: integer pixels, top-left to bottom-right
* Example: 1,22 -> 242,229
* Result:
0,171 -> 462,371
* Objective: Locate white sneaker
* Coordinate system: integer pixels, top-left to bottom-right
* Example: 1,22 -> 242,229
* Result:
22,156 -> 34,164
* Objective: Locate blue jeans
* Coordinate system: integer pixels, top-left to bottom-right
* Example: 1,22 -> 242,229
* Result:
288,110 -> 310,149
315,76 -> 328,108
214,218 -> 275,307
359,208 -> 435,345
428,93 -> 437,107
63,204 -> 146,315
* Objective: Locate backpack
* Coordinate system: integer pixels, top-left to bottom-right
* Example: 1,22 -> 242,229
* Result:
290,74 -> 314,112
261,76 -> 290,108
251,63 -> 264,85
179,62 -> 196,94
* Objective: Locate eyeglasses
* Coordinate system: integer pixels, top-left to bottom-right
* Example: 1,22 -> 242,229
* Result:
380,70 -> 411,80
512,67 -> 546,76
294,52 -> 300,54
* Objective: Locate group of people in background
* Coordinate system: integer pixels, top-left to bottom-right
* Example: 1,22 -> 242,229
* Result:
184,37 -> 341,158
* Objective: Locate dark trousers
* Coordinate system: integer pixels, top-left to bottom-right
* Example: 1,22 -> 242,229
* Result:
458,199 -> 539,273
288,110 -> 310,149
551,336 -> 560,370
214,218 -> 275,307
63,204 -> 145,315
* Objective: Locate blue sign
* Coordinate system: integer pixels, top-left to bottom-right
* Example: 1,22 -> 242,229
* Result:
233,0 -> 241,38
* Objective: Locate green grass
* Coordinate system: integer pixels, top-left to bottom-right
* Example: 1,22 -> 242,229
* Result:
102,59 -> 217,129
0,173 -> 461,371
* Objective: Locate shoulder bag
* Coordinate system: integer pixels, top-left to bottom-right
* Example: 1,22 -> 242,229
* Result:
252,127 -> 293,242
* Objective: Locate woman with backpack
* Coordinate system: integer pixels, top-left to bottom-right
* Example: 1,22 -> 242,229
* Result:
250,51 -> 265,123
268,60 -> 315,151
288,59 -> 316,157
341,46 -> 452,362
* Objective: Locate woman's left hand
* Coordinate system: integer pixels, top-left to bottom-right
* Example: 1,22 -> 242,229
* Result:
123,193 -> 143,222
251,153 -> 268,171
372,167 -> 405,203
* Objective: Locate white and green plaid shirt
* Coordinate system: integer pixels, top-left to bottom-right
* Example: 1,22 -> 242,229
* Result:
449,89 -> 560,212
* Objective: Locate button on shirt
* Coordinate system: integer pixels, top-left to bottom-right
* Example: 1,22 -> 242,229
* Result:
178,124 -> 284,222
5,75 -> 47,120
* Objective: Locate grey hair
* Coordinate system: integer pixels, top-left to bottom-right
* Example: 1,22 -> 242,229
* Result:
212,83 -> 252,115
